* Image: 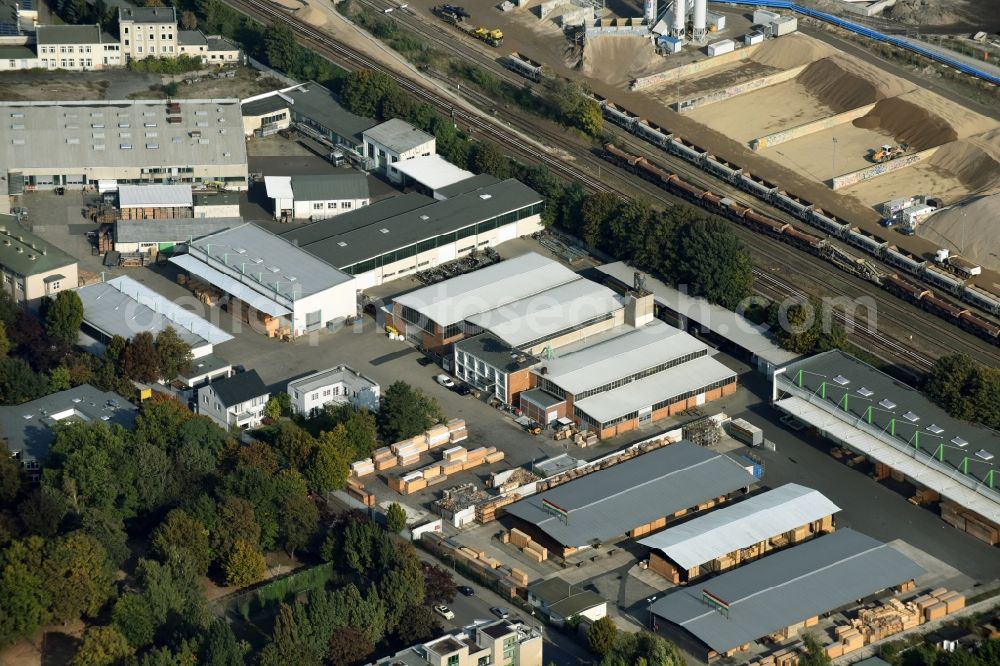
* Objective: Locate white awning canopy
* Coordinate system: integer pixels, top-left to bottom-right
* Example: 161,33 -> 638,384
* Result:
170,253 -> 291,318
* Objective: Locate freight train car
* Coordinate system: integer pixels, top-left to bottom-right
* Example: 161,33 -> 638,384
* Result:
963,284 -> 1000,317
773,190 -> 814,217
809,209 -> 850,237
959,311 -> 1000,341
923,264 -> 965,295
634,120 -> 672,149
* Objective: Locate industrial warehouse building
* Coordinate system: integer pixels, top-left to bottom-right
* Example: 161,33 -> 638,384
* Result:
597,262 -> 800,376
264,173 -> 370,221
75,275 -> 233,358
393,253 -> 738,438
170,223 -> 358,338
773,350 -> 1000,545
638,483 -> 840,583
362,118 -> 436,183
0,98 -> 249,192
117,184 -> 193,218
0,217 -> 77,306
650,529 -> 924,660
392,154 -> 476,199
282,179 -> 544,288
113,217 -> 239,255
505,441 -> 757,557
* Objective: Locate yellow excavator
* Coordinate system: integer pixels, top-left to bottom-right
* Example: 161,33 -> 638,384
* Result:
870,143 -> 909,163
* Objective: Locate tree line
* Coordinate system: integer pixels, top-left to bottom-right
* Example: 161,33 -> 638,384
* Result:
924,353 -> 1000,430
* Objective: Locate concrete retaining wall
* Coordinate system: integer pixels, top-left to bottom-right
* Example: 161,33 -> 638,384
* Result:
560,7 -> 590,25
673,64 -> 807,113
538,1 -> 558,18
841,0 -> 896,16
585,17 -> 650,37
750,102 -> 876,150
830,146 -> 939,190
631,42 -> 761,90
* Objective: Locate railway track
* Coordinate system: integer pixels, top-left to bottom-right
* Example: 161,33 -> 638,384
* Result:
225,0 -> 998,371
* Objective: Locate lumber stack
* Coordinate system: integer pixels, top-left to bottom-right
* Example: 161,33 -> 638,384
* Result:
447,418 -> 467,443
942,501 -> 1000,545
475,492 -> 520,523
508,527 -> 548,561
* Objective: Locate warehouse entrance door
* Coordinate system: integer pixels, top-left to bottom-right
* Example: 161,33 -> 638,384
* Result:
638,406 -> 652,424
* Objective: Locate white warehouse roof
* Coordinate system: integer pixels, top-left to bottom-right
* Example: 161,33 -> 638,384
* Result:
263,176 -> 294,200
465,278 -> 622,348
541,320 -> 710,395
118,184 -> 193,208
638,484 -> 840,569
363,118 -> 434,153
574,355 -> 737,424
393,252 -> 579,328
392,154 -> 474,191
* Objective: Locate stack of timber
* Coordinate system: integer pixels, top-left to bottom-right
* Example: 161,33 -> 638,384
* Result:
475,492 -> 521,523
508,527 -> 548,562
942,501 -> 1000,545
536,437 -> 673,493
346,476 -> 376,506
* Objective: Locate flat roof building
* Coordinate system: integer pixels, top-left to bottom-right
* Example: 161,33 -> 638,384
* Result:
287,365 -> 380,415
282,179 -> 545,289
369,619 -> 543,666
527,576 -> 607,626
0,98 -> 249,192
773,349 -> 1000,542
650,529 -> 924,660
264,173 -> 370,221
362,118 -> 435,183
118,183 -> 193,209
639,483 -> 840,583
75,275 -> 233,358
0,384 -> 137,475
392,154 -> 475,199
113,216 -> 240,255
0,216 -> 77,306
170,223 -> 357,337
505,441 -> 756,556
596,262 -> 800,375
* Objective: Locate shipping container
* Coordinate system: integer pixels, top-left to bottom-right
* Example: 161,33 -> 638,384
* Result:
729,418 -> 763,447
707,39 -> 735,56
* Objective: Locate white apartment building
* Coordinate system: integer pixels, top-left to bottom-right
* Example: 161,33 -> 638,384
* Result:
287,365 -> 380,416
198,369 -> 270,430
118,6 -> 178,61
36,24 -> 120,70
369,619 -> 543,666
362,118 -> 436,184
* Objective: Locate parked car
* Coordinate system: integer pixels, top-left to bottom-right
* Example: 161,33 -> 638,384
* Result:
435,374 -> 456,389
417,356 -> 434,366
490,607 -> 509,620
434,605 -> 455,620
455,384 -> 473,396
457,585 -> 474,596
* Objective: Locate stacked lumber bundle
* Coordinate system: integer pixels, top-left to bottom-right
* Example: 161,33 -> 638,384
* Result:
393,437 -> 427,466
873,462 -> 891,481
573,431 -> 598,448
908,488 -> 940,506
351,459 -> 375,478
447,418 -> 467,443
374,447 -> 397,471
475,492 -> 520,523
509,527 -> 548,561
942,501 -> 1000,545
443,446 -> 468,463
426,424 -> 451,449
346,482 -> 375,506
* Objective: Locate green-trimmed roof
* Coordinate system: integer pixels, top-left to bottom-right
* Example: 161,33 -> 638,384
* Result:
0,215 -> 76,276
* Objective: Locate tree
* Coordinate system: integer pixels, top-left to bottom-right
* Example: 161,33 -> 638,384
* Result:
924,354 -> 977,422
377,381 -> 444,442
328,626 -> 375,666
231,440 -> 280,474
469,141 -> 510,179
303,432 -> 349,494
385,502 -> 407,533
123,332 -> 159,382
0,357 -> 50,405
572,98 -> 603,136
340,69 -> 397,118
73,626 -> 134,666
150,509 -> 211,576
45,290 -> 84,347
265,395 -> 283,422
18,486 -> 66,537
394,605 -> 440,644
768,298 -> 845,355
601,631 -> 684,666
155,327 -> 192,380
258,603 -> 324,666
0,321 -> 10,357
678,218 -> 753,309
578,192 -> 620,248
213,496 -> 262,558
111,593 -> 156,649
0,538 -> 50,647
588,616 -> 618,657
278,493 -> 320,557
180,10 -> 198,30
49,365 -> 72,391
799,633 -> 832,666
80,508 -> 129,569
421,562 -> 455,605
263,23 -> 298,73
200,619 -> 245,666
43,532 -> 115,623
0,440 -> 20,504
223,539 -> 266,587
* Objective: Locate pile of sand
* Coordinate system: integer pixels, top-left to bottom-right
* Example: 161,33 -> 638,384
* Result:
749,33 -> 835,69
919,194 -> 1000,272
886,0 -> 972,26
796,55 -> 914,113
581,35 -> 666,86
852,90 -> 996,150
927,129 -> 1000,192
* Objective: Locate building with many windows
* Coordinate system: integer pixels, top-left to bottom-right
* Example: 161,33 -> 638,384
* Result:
118,6 -> 177,61
0,215 -> 77,306
198,369 -> 270,430
287,365 -> 380,416
35,24 -> 120,70
362,118 -> 436,184
264,173 -> 370,221
368,619 -> 543,666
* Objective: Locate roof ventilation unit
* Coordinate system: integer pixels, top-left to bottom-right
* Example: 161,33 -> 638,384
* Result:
833,375 -> 850,385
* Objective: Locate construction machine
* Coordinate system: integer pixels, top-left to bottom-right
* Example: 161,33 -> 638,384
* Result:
870,143 -> 909,163
472,26 -> 503,46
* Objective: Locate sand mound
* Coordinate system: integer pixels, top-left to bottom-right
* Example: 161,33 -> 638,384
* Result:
926,129 -> 1000,192
749,33 -> 835,69
919,194 -> 1000,272
886,0 -> 972,25
581,35 -> 665,86
796,55 -> 914,113
852,90 -> 996,150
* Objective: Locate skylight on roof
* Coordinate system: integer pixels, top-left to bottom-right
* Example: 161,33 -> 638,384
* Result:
857,387 -> 874,397
926,424 -> 944,434
833,375 -> 850,385
902,411 -> 919,422
480,193 -> 492,200
952,436 -> 969,447
337,241 -> 347,247
379,228 -> 389,234
975,450 -> 994,461
879,399 -> 896,410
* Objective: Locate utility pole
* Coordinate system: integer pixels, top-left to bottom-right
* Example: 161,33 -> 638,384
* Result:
831,137 -> 838,179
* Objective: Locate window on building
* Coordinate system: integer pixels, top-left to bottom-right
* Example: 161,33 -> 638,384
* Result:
341,201 -> 352,209
327,202 -> 337,209
313,203 -> 323,210
447,657 -> 459,666
137,46 -> 142,53
85,45 -> 91,53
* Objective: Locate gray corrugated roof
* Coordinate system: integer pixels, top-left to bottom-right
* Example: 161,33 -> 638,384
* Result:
638,484 -> 840,569
0,45 -> 35,59
519,388 -> 565,409
285,82 -> 377,143
36,24 -> 101,44
505,441 -> 757,547
242,94 -> 289,118
292,179 -> 543,271
114,217 -> 239,244
119,6 -> 176,23
290,173 -> 369,202
119,184 -> 192,208
0,215 -> 76,277
363,118 -> 434,153
0,384 -> 137,463
178,30 -> 206,46
650,529 -> 925,653
279,193 -> 431,246
436,174 -> 501,199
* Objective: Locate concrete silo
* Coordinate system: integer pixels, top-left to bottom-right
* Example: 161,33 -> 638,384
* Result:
671,0 -> 686,37
692,0 -> 707,40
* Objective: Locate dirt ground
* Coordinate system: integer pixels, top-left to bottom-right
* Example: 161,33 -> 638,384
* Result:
0,76 -> 108,101
764,124 -> 899,183
129,67 -> 286,100
646,60 -> 778,105
919,193 -> 1000,273
688,80 -> 833,142
840,163 -> 970,210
